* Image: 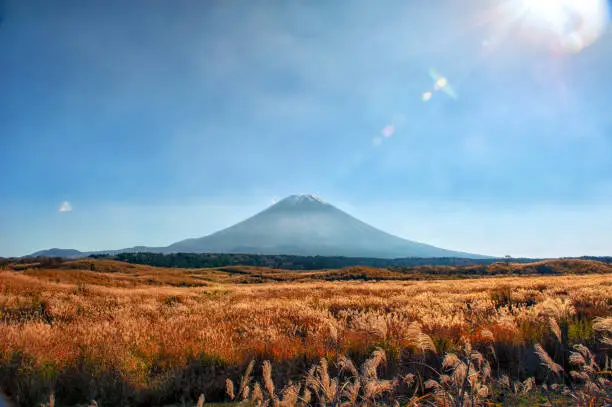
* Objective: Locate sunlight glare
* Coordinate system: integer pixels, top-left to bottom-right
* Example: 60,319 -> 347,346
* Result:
522,0 -> 568,28
514,0 -> 610,52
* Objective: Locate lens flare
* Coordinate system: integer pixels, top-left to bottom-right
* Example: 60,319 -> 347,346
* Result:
422,91 -> 433,101
382,125 -> 395,137
434,77 -> 448,90
428,69 -> 458,99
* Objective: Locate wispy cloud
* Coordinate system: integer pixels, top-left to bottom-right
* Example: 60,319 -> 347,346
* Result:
58,201 -> 73,213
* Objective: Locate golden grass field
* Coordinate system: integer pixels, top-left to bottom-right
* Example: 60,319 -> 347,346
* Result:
0,259 -> 611,406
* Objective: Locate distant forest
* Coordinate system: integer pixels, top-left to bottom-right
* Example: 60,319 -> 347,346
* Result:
80,252 -> 612,270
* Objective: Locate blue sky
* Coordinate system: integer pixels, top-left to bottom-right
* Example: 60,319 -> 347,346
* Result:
1,0 -> 611,258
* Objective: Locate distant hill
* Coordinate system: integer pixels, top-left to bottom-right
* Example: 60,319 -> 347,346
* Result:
29,248 -> 84,258
27,194 -> 488,259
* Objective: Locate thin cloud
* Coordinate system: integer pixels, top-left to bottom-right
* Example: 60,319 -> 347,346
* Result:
59,201 -> 73,213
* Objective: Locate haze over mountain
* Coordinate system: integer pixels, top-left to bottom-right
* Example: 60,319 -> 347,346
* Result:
166,194 -> 484,258
27,195 -> 486,259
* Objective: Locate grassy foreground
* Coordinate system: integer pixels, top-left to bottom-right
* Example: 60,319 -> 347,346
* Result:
0,259 -> 611,406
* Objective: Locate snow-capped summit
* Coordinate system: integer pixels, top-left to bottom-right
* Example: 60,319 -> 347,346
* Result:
272,194 -> 329,209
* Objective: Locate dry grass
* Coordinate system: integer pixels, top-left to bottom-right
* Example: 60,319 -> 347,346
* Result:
231,341 -> 611,407
0,259 -> 611,406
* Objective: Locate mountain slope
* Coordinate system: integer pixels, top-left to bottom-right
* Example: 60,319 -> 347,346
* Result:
166,194 -> 486,258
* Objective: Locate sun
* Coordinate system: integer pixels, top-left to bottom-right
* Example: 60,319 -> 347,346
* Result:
515,0 -> 610,52
522,0 -> 571,28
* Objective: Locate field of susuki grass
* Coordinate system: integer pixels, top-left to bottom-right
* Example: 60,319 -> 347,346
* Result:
0,259 -> 611,406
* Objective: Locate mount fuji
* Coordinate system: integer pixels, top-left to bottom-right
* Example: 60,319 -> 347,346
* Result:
28,194 -> 486,259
